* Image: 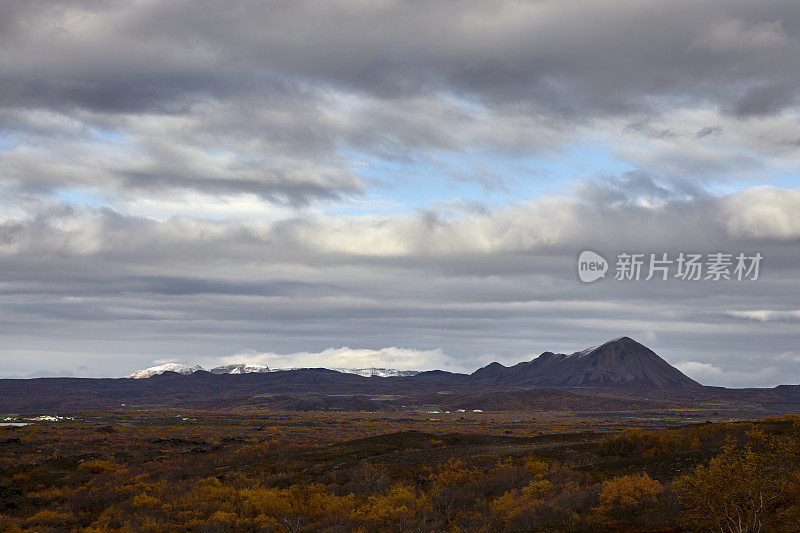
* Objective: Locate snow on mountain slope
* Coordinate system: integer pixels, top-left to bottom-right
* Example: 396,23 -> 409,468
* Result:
210,363 -> 271,374
329,368 -> 420,378
126,363 -> 204,379
126,363 -> 417,378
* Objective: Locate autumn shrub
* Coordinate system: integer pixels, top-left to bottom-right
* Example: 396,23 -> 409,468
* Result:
595,473 -> 663,525
675,429 -> 800,533
358,483 -> 431,529
469,458 -> 529,498
132,492 -> 162,509
343,462 -> 391,496
491,481 -> 597,532
88,505 -> 126,530
426,459 -> 483,526
78,459 -> 117,474
762,414 -> 800,424
600,428 -> 684,457
524,458 -> 549,478
26,508 -> 75,528
683,421 -> 757,452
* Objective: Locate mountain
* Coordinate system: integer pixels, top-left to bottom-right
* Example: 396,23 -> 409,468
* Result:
330,368 -> 420,378
471,337 -> 701,390
210,363 -> 271,375
5,337 -> 794,413
126,363 -> 417,379
126,363 -> 203,379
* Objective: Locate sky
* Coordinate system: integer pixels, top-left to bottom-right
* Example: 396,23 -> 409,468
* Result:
0,0 -> 799,386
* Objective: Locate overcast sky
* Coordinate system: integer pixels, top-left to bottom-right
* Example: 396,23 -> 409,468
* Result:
1,1 -> 799,386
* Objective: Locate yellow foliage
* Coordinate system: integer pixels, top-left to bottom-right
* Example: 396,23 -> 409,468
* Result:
675,430 -> 800,532
78,459 -> 116,474
199,477 -> 238,502
360,484 -> 429,523
598,473 -> 662,510
209,510 -> 238,524
132,493 -> 161,509
139,517 -> 171,532
521,479 -> 552,498
32,484 -> 67,500
241,483 -> 356,521
490,489 -> 527,520
429,459 -> 479,488
524,458 -> 549,478
603,428 -> 683,457
26,509 -> 74,527
252,513 -> 282,529
240,486 -> 294,517
762,414 -> 800,423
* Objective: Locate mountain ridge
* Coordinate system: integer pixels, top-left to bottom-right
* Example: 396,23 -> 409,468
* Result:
3,337 -> 796,413
127,337 -> 693,390
126,363 -> 420,379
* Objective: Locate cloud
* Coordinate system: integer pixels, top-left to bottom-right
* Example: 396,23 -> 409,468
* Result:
1,2 -> 800,383
0,182 -> 798,380
689,18 -> 789,53
3,370 -> 76,379
719,186 -> 800,240
734,82 -> 798,117
2,1 -> 800,206
676,361 -> 791,388
778,351 -> 800,362
0,183 -> 797,271
725,310 -> 800,322
200,346 -> 461,373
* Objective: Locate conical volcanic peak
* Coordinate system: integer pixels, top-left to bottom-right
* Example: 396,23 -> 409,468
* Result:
536,337 -> 700,389
470,337 -> 701,390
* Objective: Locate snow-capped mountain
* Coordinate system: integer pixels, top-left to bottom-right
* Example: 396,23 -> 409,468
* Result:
210,363 -> 271,374
329,368 -> 420,378
126,363 -> 418,379
126,363 -> 204,379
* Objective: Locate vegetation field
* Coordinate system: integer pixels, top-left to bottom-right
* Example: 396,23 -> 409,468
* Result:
1,410 -> 799,532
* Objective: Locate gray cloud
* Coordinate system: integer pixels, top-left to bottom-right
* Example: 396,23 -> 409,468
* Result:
1,2 -> 800,385
0,181 -> 798,385
735,82 -> 798,117
726,309 -> 800,322
2,1 -> 800,202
